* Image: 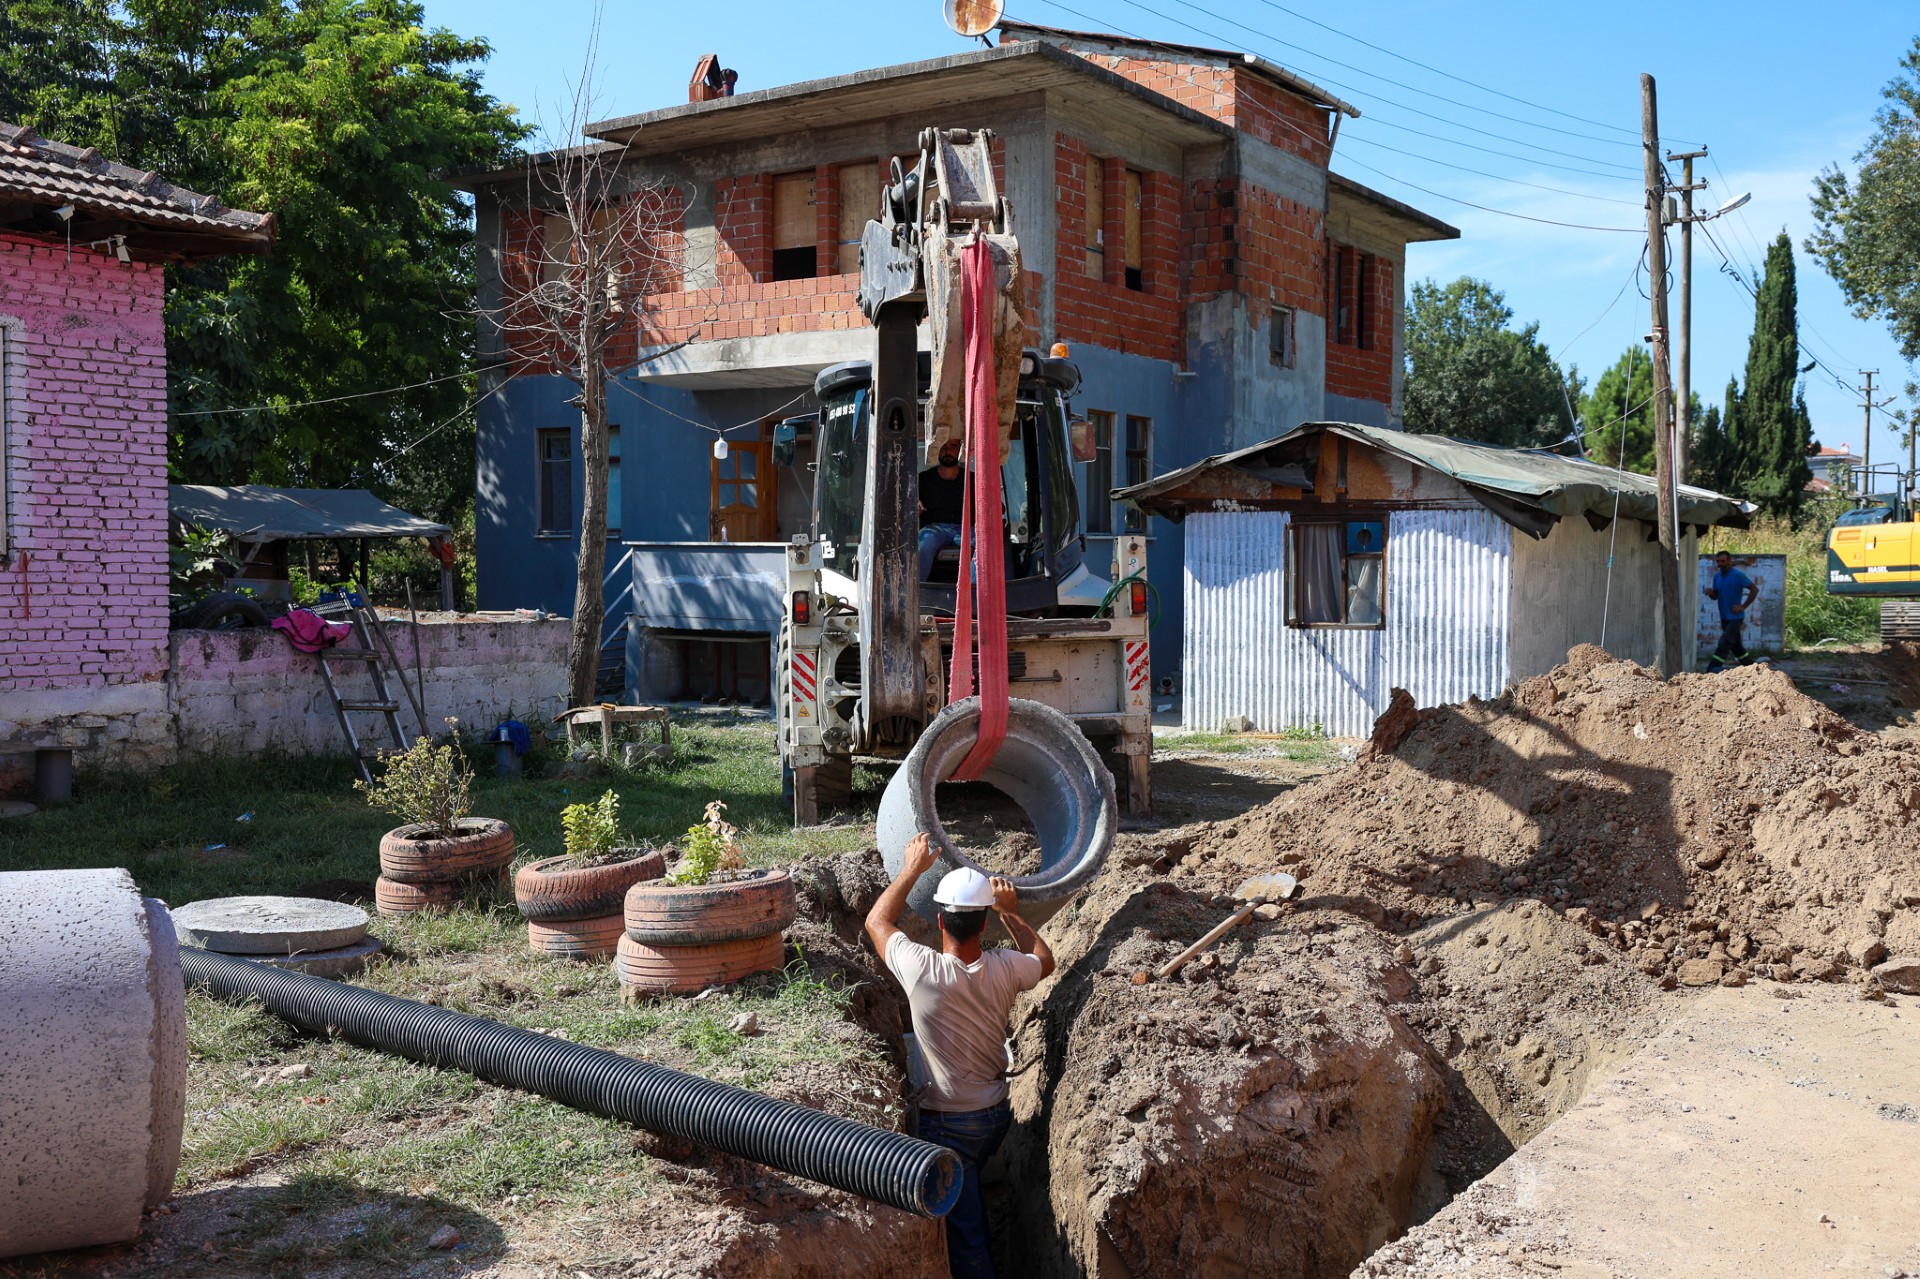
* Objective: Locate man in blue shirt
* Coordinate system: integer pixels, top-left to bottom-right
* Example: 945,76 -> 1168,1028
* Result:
1704,550 -> 1760,669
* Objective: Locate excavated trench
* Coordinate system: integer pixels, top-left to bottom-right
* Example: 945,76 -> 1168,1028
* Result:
785,649 -> 1920,1277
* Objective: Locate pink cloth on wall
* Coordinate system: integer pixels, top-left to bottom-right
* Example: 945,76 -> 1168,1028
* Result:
270,608 -> 353,653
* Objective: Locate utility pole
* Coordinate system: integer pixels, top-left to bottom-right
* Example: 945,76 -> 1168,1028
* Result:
1862,370 -> 1876,491
1642,74 -> 1685,678
1666,148 -> 1708,481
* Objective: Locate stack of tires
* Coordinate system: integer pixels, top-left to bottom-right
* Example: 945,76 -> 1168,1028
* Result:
513,849 -> 666,960
374,818 -> 515,916
617,869 -> 798,994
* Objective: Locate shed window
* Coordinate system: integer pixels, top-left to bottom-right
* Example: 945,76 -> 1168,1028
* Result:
1287,518 -> 1385,627
537,429 -> 572,533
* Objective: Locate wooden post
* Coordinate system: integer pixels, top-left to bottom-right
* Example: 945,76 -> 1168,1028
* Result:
1642,73 -> 1686,677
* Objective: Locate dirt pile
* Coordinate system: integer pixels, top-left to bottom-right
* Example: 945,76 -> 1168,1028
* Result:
1000,867 -> 1448,1279
1179,646 -> 1920,990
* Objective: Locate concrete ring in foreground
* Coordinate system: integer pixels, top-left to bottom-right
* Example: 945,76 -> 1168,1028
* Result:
0,868 -> 186,1259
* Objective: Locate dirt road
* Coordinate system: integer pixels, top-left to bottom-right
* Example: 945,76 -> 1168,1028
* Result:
1354,982 -> 1920,1278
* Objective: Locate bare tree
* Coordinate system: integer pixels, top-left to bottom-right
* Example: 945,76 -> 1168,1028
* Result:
491,74 -> 698,707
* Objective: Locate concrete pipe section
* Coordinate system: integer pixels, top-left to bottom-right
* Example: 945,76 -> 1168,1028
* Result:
879,696 -> 1117,925
0,869 -> 186,1259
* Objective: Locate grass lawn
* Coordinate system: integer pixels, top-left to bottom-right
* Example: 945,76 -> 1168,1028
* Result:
1154,730 -> 1346,765
0,716 -> 896,1276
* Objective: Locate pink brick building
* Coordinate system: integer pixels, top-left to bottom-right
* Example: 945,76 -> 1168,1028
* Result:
0,122 -> 272,767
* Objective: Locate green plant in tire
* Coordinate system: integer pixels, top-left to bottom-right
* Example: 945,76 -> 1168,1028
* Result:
672,801 -> 747,885
560,790 -> 627,867
355,730 -> 473,838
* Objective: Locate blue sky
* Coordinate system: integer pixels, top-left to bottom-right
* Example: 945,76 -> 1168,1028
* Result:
422,0 -> 1918,463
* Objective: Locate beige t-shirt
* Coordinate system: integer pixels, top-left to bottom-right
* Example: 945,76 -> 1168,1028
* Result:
885,932 -> 1044,1113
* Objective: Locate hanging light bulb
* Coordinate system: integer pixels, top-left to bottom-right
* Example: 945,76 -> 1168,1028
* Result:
713,436 -> 729,461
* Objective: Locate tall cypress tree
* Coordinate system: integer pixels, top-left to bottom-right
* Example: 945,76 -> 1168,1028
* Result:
1725,233 -> 1815,515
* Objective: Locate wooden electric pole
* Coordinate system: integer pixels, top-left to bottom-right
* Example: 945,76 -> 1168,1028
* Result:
1642,74 -> 1685,677
1667,148 -> 1708,481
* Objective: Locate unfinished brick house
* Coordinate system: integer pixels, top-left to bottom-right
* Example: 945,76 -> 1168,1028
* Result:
464,25 -> 1456,693
0,122 -> 272,768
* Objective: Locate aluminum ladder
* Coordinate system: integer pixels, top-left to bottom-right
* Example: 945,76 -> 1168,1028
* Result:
314,589 -> 427,783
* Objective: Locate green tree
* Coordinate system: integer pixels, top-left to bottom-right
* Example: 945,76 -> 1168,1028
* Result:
1723,233 -> 1815,515
2,0 -> 526,531
1688,382 -> 1736,490
1578,346 -> 1656,471
1403,277 -> 1573,447
1808,37 -> 1920,364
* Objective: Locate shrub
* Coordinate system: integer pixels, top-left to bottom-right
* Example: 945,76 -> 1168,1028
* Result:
355,730 -> 473,837
672,801 -> 746,885
560,789 -> 624,865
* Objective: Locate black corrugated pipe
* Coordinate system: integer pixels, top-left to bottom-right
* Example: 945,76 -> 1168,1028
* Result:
179,948 -> 961,1217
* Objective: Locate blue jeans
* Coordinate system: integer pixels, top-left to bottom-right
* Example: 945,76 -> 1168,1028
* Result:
920,523 -> 963,581
916,1100 -> 1013,1279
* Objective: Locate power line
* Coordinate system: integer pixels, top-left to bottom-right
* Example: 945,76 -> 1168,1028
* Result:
1335,153 -> 1643,232
1353,115 -> 1639,181
175,368 -> 474,418
1340,134 -> 1641,204
1102,0 -> 1641,173
1240,0 -> 1641,140
612,380 -> 812,436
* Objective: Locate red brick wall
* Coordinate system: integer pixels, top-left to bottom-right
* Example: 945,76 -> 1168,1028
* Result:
1052,134 -> 1184,362
1186,176 -> 1325,315
1054,51 -> 1330,164
0,232 -> 170,695
712,174 -> 769,286
1324,244 -> 1394,404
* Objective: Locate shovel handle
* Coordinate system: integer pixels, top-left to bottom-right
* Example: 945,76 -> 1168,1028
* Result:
1154,900 -> 1259,981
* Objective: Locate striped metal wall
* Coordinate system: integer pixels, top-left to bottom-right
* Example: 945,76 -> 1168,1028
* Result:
1181,507 -> 1512,737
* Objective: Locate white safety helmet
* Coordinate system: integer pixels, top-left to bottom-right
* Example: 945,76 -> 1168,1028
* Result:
932,866 -> 996,910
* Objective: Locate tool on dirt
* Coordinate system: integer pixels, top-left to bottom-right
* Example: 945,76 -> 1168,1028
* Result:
1139,872 -> 1301,984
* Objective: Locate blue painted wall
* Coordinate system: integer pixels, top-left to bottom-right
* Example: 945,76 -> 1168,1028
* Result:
475,369 -> 810,639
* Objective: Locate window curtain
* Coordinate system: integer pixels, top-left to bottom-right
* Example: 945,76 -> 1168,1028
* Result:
1347,557 -> 1383,626
1296,524 -> 1343,624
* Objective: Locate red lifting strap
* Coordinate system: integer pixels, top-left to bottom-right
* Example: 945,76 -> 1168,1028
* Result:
945,238 -> 1010,779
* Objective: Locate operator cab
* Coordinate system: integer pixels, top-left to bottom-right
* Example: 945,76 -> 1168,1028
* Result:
808,349 -> 1103,616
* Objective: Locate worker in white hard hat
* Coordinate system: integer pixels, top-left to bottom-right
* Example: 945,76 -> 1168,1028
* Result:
865,831 -> 1055,1279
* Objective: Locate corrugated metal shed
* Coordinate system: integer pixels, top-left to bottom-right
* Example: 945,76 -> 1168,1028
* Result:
1183,508 -> 1510,736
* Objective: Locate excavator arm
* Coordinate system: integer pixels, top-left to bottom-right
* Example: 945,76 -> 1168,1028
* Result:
850,128 -> 1028,746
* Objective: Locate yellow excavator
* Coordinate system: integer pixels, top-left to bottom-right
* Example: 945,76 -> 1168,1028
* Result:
1824,467 -> 1920,640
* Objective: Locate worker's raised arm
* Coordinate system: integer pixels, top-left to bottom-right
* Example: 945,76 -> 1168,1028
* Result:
990,876 -> 1055,980
865,832 -> 938,954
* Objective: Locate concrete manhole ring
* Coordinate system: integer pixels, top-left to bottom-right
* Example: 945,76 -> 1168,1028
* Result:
249,935 -> 385,979
172,895 -> 371,955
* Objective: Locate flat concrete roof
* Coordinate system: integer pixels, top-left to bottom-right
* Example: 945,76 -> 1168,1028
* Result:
581,40 -> 1233,156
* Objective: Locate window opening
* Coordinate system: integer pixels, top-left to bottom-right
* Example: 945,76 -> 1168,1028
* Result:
1122,416 -> 1151,533
1269,306 -> 1296,368
537,429 -> 572,533
1122,168 -> 1143,292
606,426 -> 622,534
1332,246 -> 1352,346
1287,518 -> 1386,627
837,161 -> 878,275
1355,254 -> 1372,351
1084,409 -> 1115,535
772,171 -> 817,281
1084,158 -> 1106,281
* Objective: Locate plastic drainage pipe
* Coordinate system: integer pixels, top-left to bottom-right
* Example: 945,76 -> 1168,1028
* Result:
878,696 -> 1117,926
177,948 -> 961,1218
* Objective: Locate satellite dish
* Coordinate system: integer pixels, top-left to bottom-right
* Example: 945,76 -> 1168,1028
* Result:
944,0 -> 1003,39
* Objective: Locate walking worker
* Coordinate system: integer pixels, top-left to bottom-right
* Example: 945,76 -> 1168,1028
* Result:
866,833 -> 1055,1279
1704,549 -> 1760,670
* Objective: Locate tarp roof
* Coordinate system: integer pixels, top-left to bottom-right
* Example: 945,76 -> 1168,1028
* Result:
169,486 -> 450,543
1118,422 -> 1752,534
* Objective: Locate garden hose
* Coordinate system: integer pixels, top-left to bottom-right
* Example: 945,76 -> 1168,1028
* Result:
178,947 -> 961,1218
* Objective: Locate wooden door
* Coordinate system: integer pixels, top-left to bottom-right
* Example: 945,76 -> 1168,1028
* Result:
709,440 -> 777,542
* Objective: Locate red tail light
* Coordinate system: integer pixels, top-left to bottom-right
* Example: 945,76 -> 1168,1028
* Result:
1129,580 -> 1148,616
791,590 -> 811,625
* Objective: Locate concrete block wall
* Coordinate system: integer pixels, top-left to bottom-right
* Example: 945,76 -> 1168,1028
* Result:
167,618 -> 569,758
0,232 -> 173,762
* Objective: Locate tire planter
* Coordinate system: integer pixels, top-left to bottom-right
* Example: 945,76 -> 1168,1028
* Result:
614,933 -> 786,994
374,875 -> 461,916
527,914 -> 626,961
623,869 -> 798,946
514,849 -> 666,923
378,818 -> 514,885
